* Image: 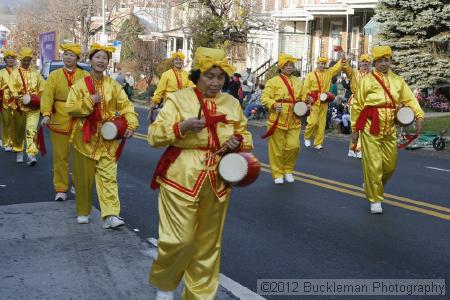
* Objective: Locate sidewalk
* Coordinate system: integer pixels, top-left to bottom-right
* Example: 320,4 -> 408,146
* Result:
0,201 -> 237,300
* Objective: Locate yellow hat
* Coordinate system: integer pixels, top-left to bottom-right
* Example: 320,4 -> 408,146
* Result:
60,43 -> 81,57
3,50 -> 18,58
89,43 -> 116,58
317,57 -> 329,64
19,47 -> 33,60
192,47 -> 236,76
171,51 -> 185,61
278,54 -> 298,68
359,54 -> 371,62
372,45 -> 392,61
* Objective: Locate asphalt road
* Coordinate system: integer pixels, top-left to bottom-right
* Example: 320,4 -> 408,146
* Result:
1,106 -> 449,300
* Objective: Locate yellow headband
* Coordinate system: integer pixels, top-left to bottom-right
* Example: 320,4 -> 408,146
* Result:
171,52 -> 185,61
372,45 -> 392,61
60,43 -> 81,57
89,43 -> 116,58
359,54 -> 371,62
19,47 -> 33,60
3,50 -> 18,58
318,57 -> 329,64
192,47 -> 235,76
278,54 -> 298,68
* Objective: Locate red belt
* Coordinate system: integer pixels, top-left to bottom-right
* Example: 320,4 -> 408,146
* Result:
355,104 -> 395,135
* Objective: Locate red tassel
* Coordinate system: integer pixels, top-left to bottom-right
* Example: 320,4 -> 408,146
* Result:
150,146 -> 182,190
150,107 -> 157,123
115,138 -> 127,161
36,126 -> 47,156
261,114 -> 281,139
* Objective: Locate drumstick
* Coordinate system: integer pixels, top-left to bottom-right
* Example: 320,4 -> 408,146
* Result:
201,145 -> 228,164
197,105 -> 202,119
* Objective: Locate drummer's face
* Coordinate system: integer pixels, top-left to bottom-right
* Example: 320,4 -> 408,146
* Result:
21,57 -> 32,69
173,57 -> 184,69
360,61 -> 370,72
198,67 -> 226,98
317,62 -> 326,71
374,57 -> 391,74
4,56 -> 16,68
280,62 -> 295,76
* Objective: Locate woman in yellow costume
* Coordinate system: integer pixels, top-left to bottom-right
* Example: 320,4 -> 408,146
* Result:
8,47 -> 45,165
302,53 -> 345,149
342,54 -> 371,158
147,47 -> 253,300
261,54 -> 304,184
65,43 -> 138,227
150,51 -> 195,108
41,43 -> 89,201
351,45 -> 424,214
0,50 -> 18,153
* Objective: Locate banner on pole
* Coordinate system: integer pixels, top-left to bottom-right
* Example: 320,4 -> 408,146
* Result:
39,31 -> 59,68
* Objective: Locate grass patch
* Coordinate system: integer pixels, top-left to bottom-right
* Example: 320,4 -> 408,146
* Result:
423,116 -> 450,134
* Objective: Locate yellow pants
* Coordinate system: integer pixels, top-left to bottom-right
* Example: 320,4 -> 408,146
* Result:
72,148 -> 120,218
268,127 -> 301,179
11,110 -> 26,152
304,103 -> 328,146
149,182 -> 229,300
25,110 -> 40,156
1,107 -> 13,147
50,131 -> 71,193
360,130 -> 397,203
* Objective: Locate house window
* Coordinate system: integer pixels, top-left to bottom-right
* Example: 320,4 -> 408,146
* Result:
329,21 -> 343,59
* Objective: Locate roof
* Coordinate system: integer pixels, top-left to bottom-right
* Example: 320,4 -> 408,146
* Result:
363,18 -> 378,35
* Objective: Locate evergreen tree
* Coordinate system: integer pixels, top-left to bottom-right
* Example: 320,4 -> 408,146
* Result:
375,0 -> 450,89
116,15 -> 144,62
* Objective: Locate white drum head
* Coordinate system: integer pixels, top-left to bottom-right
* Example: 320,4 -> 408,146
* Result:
23,94 -> 31,105
101,122 -> 118,140
397,107 -> 414,125
218,153 -> 248,184
320,93 -> 328,101
293,102 -> 308,117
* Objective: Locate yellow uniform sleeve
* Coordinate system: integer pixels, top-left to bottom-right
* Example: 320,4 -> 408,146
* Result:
112,82 -> 139,130
151,72 -> 170,105
41,72 -> 56,117
233,107 -> 253,151
147,95 -> 181,148
351,77 -> 367,131
398,78 -> 424,119
261,78 -> 276,110
65,80 -> 95,117
301,73 -> 313,101
327,59 -> 343,78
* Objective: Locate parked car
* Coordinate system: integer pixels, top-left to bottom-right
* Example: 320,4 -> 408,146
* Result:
41,60 -> 91,80
0,64 -> 5,70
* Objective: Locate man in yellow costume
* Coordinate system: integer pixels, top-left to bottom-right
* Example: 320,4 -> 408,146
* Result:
261,53 -> 304,184
343,54 -> 371,158
150,51 -> 195,108
148,47 -> 253,300
351,45 -> 424,214
66,43 -> 138,227
0,50 -> 18,153
302,54 -> 345,149
41,43 -> 89,201
8,47 -> 45,165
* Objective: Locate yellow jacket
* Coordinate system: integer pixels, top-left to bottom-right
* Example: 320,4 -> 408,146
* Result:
41,68 -> 90,135
66,76 -> 139,161
342,65 -> 370,96
148,87 -> 253,202
0,67 -> 14,109
151,68 -> 195,105
261,74 -> 304,130
8,67 -> 45,112
352,70 -> 424,134
301,60 -> 343,104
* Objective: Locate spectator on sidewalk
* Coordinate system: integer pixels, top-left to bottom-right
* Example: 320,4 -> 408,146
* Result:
329,76 -> 338,96
241,67 -> 256,104
124,72 -> 134,99
244,83 -> 265,118
227,73 -> 244,104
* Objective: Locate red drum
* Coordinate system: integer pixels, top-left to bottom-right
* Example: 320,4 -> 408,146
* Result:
319,92 -> 335,103
293,102 -> 308,117
218,152 -> 261,187
22,94 -> 41,108
396,107 -> 415,126
101,116 -> 128,140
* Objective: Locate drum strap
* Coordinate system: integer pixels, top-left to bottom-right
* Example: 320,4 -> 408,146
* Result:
173,68 -> 183,90
82,76 -> 102,143
36,126 -> 47,156
194,88 -> 228,151
313,71 -> 322,93
371,71 -> 397,110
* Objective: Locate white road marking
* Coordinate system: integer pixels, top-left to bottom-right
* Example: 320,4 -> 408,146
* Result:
133,228 -> 140,232
425,166 -> 450,172
0,184 -> 6,187
147,237 -> 265,299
